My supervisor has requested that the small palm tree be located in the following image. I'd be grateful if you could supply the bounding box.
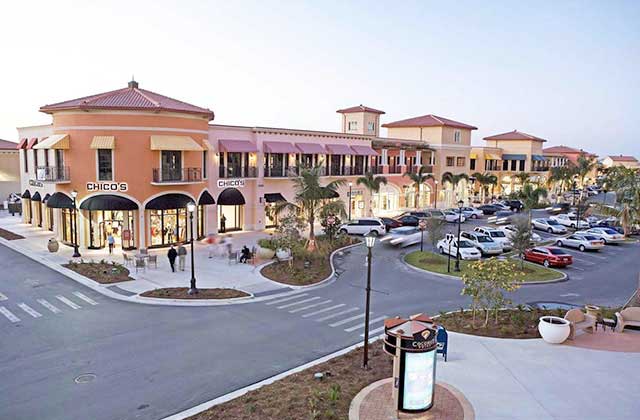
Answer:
[576,154,597,188]
[472,172,498,203]
[441,172,469,204]
[357,172,388,216]
[514,172,530,186]
[403,166,434,209]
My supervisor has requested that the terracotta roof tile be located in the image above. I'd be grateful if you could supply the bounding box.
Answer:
[542,145,596,157]
[484,130,546,142]
[382,114,477,130]
[336,105,385,114]
[0,139,19,150]
[608,155,638,162]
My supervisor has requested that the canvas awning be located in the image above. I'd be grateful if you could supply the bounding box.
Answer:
[90,136,115,149]
[46,192,74,208]
[218,140,257,153]
[79,194,138,211]
[325,144,354,155]
[16,138,28,149]
[264,193,287,203]
[296,143,326,154]
[502,154,526,160]
[33,134,70,150]
[27,138,39,149]
[350,145,378,156]
[531,155,548,161]
[469,153,478,159]
[150,135,203,151]
[263,141,298,154]
[31,192,41,201]
[198,190,216,205]
[217,188,246,206]
[484,153,501,160]
[145,193,193,210]
[21,189,31,199]
[42,193,51,203]
[202,139,212,150]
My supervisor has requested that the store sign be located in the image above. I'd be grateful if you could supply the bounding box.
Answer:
[217,179,245,188]
[29,179,44,188]
[86,182,128,192]
[402,350,436,411]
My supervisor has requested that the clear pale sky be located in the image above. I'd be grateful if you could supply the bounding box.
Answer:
[1,0,638,157]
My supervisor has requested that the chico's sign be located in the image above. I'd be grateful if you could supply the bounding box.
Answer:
[87,182,128,192]
[217,179,245,188]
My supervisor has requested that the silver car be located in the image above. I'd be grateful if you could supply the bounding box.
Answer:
[532,218,568,234]
[461,231,503,255]
[379,226,422,247]
[556,234,604,251]
[584,228,625,244]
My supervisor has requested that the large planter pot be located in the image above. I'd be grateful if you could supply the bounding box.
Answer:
[276,248,291,260]
[47,238,59,253]
[538,316,571,344]
[585,305,601,319]
[256,245,276,260]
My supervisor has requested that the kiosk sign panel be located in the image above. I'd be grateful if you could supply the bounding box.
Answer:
[402,349,436,410]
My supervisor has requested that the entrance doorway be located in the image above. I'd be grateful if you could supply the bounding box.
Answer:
[87,210,136,250]
[217,188,246,233]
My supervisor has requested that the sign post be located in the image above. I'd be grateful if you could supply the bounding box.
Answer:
[418,219,426,252]
[326,215,336,245]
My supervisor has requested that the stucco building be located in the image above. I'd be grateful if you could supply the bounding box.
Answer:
[0,139,20,205]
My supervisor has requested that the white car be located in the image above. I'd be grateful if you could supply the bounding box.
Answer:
[379,226,422,247]
[460,231,503,255]
[532,218,568,234]
[500,225,542,242]
[338,218,386,236]
[550,214,590,229]
[437,236,482,260]
[583,228,625,244]
[556,234,604,251]
[473,226,513,251]
[443,210,465,223]
[461,207,483,219]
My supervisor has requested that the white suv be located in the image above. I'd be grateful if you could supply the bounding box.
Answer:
[339,218,386,236]
[473,226,513,251]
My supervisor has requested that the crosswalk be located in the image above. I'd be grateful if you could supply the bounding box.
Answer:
[263,293,386,338]
[0,291,98,325]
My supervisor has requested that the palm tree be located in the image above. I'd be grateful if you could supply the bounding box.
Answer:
[472,172,498,203]
[403,166,434,209]
[441,172,469,204]
[594,167,640,236]
[576,154,597,188]
[514,172,530,186]
[357,172,388,216]
[518,184,548,210]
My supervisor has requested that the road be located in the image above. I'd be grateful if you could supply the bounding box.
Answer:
[0,208,638,419]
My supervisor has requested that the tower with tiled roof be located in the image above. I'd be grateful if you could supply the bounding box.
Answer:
[337,104,385,136]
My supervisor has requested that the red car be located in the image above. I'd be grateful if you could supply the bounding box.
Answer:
[523,247,573,268]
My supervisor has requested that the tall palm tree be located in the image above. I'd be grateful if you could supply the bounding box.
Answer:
[514,172,530,186]
[403,166,434,209]
[576,154,597,188]
[594,167,640,236]
[472,172,498,203]
[357,172,388,216]
[441,172,469,204]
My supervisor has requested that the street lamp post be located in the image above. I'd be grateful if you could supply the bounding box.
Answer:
[454,199,463,272]
[434,180,439,209]
[348,182,353,221]
[70,190,81,258]
[362,234,376,369]
[187,202,198,295]
[419,219,426,252]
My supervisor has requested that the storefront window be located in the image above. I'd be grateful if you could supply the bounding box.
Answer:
[148,208,195,247]
[62,208,73,243]
[218,205,243,233]
[197,205,205,238]
[87,210,136,250]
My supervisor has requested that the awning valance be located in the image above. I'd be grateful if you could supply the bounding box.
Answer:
[31,192,42,201]
[218,140,257,153]
[90,136,115,149]
[469,153,478,159]
[263,141,298,154]
[264,193,286,203]
[217,188,246,206]
[326,144,354,155]
[27,138,39,149]
[296,143,326,154]
[350,145,378,156]
[532,155,548,161]
[34,134,70,150]
[79,194,138,211]
[502,154,526,160]
[198,190,216,205]
[21,189,31,199]
[16,138,28,149]
[42,193,51,203]
[150,135,203,151]
[145,193,194,210]
[484,153,501,160]
[46,192,74,209]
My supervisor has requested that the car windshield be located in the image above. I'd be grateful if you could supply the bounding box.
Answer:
[604,228,619,234]
[580,235,598,240]
[457,240,474,248]
[549,248,568,255]
[489,231,506,238]
[477,236,493,243]
[547,220,560,225]
[394,229,415,235]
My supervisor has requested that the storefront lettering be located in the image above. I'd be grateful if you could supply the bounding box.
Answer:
[217,179,245,188]
[29,179,44,188]
[86,182,128,192]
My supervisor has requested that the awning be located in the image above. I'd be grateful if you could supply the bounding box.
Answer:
[264,193,287,203]
[145,193,194,210]
[21,189,31,199]
[42,193,51,203]
[27,138,39,149]
[502,154,526,160]
[150,135,203,151]
[31,192,42,201]
[217,188,245,206]
[484,153,501,160]
[320,188,339,199]
[202,139,212,150]
[532,155,548,161]
[79,194,138,211]
[296,143,326,154]
[90,136,115,149]
[16,138,28,149]
[198,190,216,205]
[46,192,74,208]
[326,144,354,155]
[469,153,477,159]
[350,145,379,156]
[34,134,70,150]
[218,139,257,153]
[263,141,298,154]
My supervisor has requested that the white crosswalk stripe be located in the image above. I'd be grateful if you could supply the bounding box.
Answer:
[329,313,366,327]
[277,296,321,309]
[37,299,62,314]
[0,292,7,301]
[73,292,98,305]
[361,325,386,337]
[0,306,20,323]
[344,316,387,332]
[315,307,359,322]
[265,293,309,305]
[18,303,42,318]
[55,295,81,309]
[302,304,346,318]
[288,300,332,314]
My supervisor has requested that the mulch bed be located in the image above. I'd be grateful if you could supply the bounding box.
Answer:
[0,227,24,240]
[140,287,249,300]
[63,261,133,284]
[188,345,393,420]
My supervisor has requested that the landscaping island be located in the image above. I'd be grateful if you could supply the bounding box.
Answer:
[140,288,249,300]
[63,260,133,284]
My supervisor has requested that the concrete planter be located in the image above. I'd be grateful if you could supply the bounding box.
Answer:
[538,316,570,344]
[256,245,276,260]
[47,238,59,253]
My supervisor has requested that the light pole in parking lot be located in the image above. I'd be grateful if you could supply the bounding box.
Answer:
[434,180,439,209]
[362,233,376,369]
[454,199,463,272]
[70,190,81,258]
[419,218,426,252]
[348,182,353,221]
[572,175,582,230]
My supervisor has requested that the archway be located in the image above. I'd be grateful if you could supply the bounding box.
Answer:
[79,194,139,250]
[145,193,196,247]
[372,183,402,215]
[217,188,245,232]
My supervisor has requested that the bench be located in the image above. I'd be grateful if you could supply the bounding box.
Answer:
[615,307,640,333]
[564,309,595,340]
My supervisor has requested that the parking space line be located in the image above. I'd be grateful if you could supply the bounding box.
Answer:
[18,303,42,318]
[302,304,346,318]
[55,295,81,309]
[277,296,321,309]
[344,315,387,332]
[316,307,359,322]
[329,313,366,327]
[569,257,595,265]
[563,251,607,260]
[37,299,61,314]
[568,266,585,271]
[289,300,332,314]
[73,292,98,305]
[361,325,386,337]
[265,293,308,305]
[0,292,7,301]
[0,306,20,323]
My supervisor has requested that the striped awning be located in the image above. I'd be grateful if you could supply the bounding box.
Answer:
[16,138,28,149]
[263,141,298,154]
[296,143,326,154]
[27,138,39,149]
[202,139,212,150]
[218,140,257,153]
[350,145,378,156]
[33,134,70,150]
[90,136,115,149]
[326,144,354,155]
[150,135,203,151]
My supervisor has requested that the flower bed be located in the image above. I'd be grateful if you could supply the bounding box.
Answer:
[140,287,249,300]
[63,260,133,284]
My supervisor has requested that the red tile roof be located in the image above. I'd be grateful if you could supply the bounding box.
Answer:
[336,105,385,114]
[542,145,597,157]
[608,155,638,162]
[484,130,546,142]
[0,139,19,150]
[382,114,477,130]
[40,81,214,120]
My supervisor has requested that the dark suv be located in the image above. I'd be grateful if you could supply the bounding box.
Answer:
[501,200,524,211]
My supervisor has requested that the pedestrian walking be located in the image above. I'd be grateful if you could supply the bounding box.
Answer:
[177,243,187,271]
[220,214,226,233]
[206,233,217,258]
[167,245,178,272]
[107,233,115,254]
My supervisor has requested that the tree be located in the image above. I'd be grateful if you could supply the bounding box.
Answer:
[576,153,597,188]
[472,172,498,203]
[514,172,530,187]
[517,183,548,210]
[356,172,388,216]
[403,166,434,209]
[441,172,470,204]
[510,215,533,269]
[425,217,445,249]
[594,167,640,236]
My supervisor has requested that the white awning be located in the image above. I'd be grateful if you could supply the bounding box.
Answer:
[150,135,203,151]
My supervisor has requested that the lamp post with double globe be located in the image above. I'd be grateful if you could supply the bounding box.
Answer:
[187,202,198,295]
[70,190,81,258]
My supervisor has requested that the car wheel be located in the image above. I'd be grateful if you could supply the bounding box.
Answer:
[543,260,550,267]
[439,247,445,255]
[547,228,553,233]
[556,240,563,247]
[571,223,575,228]
[339,228,348,235]
[472,214,477,219]
[368,230,379,237]
[603,238,608,244]
[579,245,586,252]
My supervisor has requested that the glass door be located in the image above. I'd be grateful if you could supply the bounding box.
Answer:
[161,151,182,181]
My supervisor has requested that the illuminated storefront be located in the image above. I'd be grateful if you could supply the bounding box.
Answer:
[217,188,245,232]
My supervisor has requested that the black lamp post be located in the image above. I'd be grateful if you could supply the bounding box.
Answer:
[454,199,463,272]
[187,202,198,295]
[362,234,376,369]
[70,190,81,258]
[348,182,353,221]
[419,219,426,252]
[434,180,439,209]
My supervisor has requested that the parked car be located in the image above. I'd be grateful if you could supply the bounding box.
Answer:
[379,226,423,247]
[398,211,431,219]
[500,225,542,242]
[338,218,386,236]
[501,199,524,212]
[460,231,503,255]
[477,204,501,215]
[437,235,482,260]
[460,206,483,219]
[492,210,514,225]
[442,210,465,223]
[473,226,513,251]
[549,214,590,229]
[523,246,573,267]
[583,227,625,244]
[547,202,571,215]
[556,234,604,251]
[397,215,422,227]
[531,218,568,234]
[380,217,402,232]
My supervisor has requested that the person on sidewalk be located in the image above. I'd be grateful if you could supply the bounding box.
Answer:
[239,245,251,263]
[107,233,115,254]
[167,245,178,272]
[177,243,187,271]
[220,214,227,233]
[206,233,217,258]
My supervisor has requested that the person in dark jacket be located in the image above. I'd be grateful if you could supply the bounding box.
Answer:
[167,245,178,272]
[239,245,251,263]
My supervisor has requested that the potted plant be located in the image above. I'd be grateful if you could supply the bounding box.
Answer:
[538,316,571,344]
[47,238,59,253]
[256,237,276,259]
[585,305,601,319]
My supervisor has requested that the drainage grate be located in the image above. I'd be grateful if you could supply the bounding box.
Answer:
[74,373,96,384]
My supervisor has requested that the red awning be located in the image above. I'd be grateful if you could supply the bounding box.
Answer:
[26,138,39,149]
[326,144,354,155]
[218,140,257,153]
[350,145,378,156]
[16,138,28,149]
[296,143,326,154]
[263,141,298,154]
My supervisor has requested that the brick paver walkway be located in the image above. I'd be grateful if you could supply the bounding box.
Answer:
[565,328,640,352]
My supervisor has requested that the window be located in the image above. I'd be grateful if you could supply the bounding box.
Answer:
[456,157,466,167]
[367,121,375,132]
[348,121,358,131]
[161,150,182,181]
[519,160,525,171]
[55,149,64,168]
[446,157,455,167]
[454,130,461,143]
[510,160,517,171]
[202,150,208,179]
[470,158,476,170]
[44,149,49,167]
[97,149,113,181]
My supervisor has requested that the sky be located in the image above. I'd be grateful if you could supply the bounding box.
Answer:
[1,0,638,157]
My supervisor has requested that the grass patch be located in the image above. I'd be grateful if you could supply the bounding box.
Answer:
[63,260,133,283]
[405,251,563,282]
[140,287,249,300]
[0,227,24,240]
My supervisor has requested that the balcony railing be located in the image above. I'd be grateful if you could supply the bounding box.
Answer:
[388,166,402,174]
[36,166,70,183]
[369,165,384,174]
[219,166,258,178]
[152,167,202,183]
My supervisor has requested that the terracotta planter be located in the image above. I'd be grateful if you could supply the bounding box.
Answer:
[585,305,601,319]
[538,316,571,344]
[47,238,59,253]
[256,245,276,260]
